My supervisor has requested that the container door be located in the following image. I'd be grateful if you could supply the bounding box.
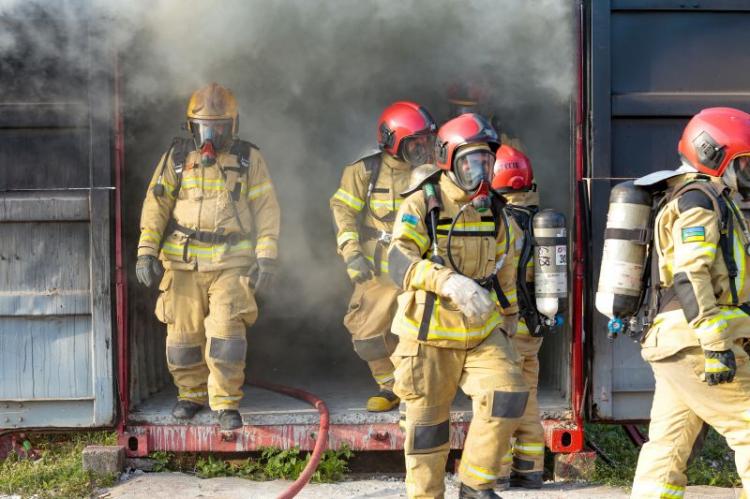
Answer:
[589,0,750,421]
[0,14,115,429]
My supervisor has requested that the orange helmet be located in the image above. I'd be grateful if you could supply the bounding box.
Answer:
[678,107,750,176]
[377,101,436,164]
[492,145,534,192]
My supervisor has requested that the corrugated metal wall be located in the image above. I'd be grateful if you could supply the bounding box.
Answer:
[0,10,115,428]
[589,0,750,421]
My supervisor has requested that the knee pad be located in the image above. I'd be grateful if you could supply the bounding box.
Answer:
[353,333,398,361]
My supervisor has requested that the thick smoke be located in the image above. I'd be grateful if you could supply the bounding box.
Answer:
[1,0,575,388]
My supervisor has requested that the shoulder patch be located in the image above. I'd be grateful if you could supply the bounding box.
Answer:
[401,213,419,226]
[681,226,706,243]
[677,189,713,213]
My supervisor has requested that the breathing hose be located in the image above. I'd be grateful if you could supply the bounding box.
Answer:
[249,380,330,499]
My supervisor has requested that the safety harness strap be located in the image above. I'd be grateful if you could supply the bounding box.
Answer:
[168,220,251,262]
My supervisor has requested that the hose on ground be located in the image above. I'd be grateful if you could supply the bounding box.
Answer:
[249,380,330,499]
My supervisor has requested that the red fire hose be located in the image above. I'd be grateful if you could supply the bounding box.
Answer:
[249,380,330,499]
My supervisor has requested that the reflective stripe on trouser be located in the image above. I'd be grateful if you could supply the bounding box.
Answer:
[499,333,545,477]
[156,267,258,410]
[391,329,528,498]
[345,276,400,389]
[632,346,750,498]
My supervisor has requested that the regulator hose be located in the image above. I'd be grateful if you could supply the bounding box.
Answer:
[249,380,330,499]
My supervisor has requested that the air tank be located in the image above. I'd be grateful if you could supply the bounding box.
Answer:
[532,210,568,324]
[595,181,652,337]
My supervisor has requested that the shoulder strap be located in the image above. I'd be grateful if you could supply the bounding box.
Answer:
[170,137,193,198]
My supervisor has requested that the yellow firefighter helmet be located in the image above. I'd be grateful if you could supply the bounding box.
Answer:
[186,83,239,149]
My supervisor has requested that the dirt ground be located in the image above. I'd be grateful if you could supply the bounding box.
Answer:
[99,472,744,499]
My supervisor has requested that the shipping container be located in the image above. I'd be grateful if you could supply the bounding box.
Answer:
[11,0,746,460]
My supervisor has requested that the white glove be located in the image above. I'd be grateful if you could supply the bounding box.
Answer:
[502,314,519,338]
[440,274,495,321]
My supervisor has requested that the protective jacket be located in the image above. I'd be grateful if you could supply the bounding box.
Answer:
[330,152,411,274]
[642,173,750,361]
[388,173,519,349]
[138,139,280,271]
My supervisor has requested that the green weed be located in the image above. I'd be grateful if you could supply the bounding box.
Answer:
[587,423,740,488]
[0,431,118,498]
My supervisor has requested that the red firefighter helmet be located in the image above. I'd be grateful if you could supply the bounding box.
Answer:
[377,101,437,164]
[435,113,499,171]
[492,145,534,192]
[678,107,750,176]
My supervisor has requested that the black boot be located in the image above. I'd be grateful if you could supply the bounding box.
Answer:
[509,470,543,489]
[458,483,501,499]
[172,400,203,420]
[217,409,243,430]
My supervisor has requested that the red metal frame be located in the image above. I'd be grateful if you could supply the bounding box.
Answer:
[114,2,588,455]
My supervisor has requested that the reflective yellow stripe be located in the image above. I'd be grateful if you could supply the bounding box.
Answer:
[373,372,394,384]
[500,449,513,464]
[398,310,501,342]
[514,442,545,455]
[365,255,389,274]
[162,240,253,259]
[248,181,273,200]
[333,188,364,211]
[337,231,360,247]
[705,358,730,373]
[733,228,746,296]
[460,461,498,481]
[402,227,430,253]
[436,221,495,231]
[140,229,162,244]
[631,481,685,498]
[505,290,517,305]
[741,409,750,422]
[214,395,243,401]
[516,320,530,335]
[369,198,402,209]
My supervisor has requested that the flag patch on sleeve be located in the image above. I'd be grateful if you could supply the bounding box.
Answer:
[682,226,706,243]
[401,213,419,226]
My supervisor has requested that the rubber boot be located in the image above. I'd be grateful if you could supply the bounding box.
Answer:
[366,389,400,412]
[509,470,543,489]
[172,400,203,420]
[458,483,502,499]
[495,477,510,491]
[218,409,243,430]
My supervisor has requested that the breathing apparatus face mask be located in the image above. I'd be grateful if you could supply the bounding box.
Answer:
[732,155,750,199]
[453,148,495,211]
[189,119,233,165]
[401,133,436,166]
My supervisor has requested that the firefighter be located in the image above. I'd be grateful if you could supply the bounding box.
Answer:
[388,113,528,499]
[628,107,750,497]
[445,82,523,151]
[135,83,280,431]
[330,101,437,412]
[492,146,547,490]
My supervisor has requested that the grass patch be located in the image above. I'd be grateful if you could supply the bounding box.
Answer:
[151,445,353,483]
[587,423,740,488]
[0,431,118,498]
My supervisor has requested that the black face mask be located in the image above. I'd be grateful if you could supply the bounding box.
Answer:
[738,163,750,199]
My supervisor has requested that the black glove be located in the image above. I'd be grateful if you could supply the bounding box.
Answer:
[135,255,163,288]
[345,254,373,284]
[704,349,737,386]
[250,258,277,297]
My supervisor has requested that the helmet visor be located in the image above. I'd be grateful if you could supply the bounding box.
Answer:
[189,119,233,149]
[453,148,495,191]
[732,154,750,197]
[401,133,436,166]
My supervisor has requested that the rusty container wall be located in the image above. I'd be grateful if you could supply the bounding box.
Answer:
[589,0,750,421]
[0,9,115,429]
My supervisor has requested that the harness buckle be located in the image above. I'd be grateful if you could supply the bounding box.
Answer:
[377,231,392,245]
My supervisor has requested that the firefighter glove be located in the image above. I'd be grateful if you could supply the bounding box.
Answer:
[503,313,519,338]
[136,255,163,288]
[250,258,277,297]
[440,273,495,321]
[704,349,737,385]
[346,253,374,283]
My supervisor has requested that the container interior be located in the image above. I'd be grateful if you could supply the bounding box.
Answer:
[120,2,577,426]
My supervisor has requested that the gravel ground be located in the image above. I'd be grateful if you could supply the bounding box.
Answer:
[97,472,744,499]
